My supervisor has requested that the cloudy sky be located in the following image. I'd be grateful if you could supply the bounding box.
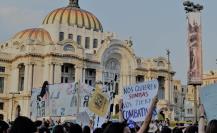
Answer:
[0,0,216,84]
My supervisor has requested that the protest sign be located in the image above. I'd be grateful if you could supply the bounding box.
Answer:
[31,82,94,118]
[123,80,158,122]
[200,84,217,121]
[88,87,109,117]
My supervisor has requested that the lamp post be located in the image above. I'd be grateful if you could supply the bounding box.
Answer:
[183,1,204,123]
[9,92,20,121]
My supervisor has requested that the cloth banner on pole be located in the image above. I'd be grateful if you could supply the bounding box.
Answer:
[88,87,109,117]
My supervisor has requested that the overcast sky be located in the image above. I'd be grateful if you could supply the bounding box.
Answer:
[0,0,216,84]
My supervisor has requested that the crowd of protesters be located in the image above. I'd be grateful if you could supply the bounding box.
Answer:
[0,96,217,133]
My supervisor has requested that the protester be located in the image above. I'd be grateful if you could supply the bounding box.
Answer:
[0,120,9,133]
[93,128,103,133]
[69,123,82,133]
[206,120,217,133]
[160,126,171,133]
[83,125,91,133]
[184,125,198,133]
[158,111,165,122]
[37,81,49,101]
[53,125,64,133]
[9,116,37,133]
[173,127,183,133]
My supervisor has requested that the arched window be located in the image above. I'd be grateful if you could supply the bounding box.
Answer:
[158,61,165,67]
[63,44,75,52]
[61,64,75,83]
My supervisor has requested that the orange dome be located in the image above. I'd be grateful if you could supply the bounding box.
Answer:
[13,28,53,43]
[42,1,103,32]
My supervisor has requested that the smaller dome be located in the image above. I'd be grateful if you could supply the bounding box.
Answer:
[13,28,53,44]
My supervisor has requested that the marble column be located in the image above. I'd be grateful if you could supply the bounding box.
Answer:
[49,63,54,84]
[96,68,103,82]
[54,63,62,84]
[75,66,83,82]
[27,64,34,93]
[43,62,50,83]
[164,79,170,101]
[24,63,29,92]
[82,68,86,83]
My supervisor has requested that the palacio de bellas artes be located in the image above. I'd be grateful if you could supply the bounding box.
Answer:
[2,0,204,123]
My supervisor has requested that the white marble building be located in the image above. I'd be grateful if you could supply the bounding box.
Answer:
[0,0,175,121]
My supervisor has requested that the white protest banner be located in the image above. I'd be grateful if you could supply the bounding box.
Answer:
[123,80,158,122]
[200,84,217,121]
[77,111,90,126]
[30,88,49,120]
[31,82,113,119]
[49,83,78,116]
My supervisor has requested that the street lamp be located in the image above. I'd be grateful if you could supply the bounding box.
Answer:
[183,1,203,13]
[9,92,20,121]
[183,0,204,123]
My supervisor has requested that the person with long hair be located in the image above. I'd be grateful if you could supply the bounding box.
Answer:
[37,81,49,101]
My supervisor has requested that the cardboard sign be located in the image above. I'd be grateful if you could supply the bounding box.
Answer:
[200,84,217,121]
[88,87,109,117]
[122,80,158,122]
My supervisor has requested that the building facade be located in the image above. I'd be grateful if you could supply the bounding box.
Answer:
[0,0,175,121]
[203,70,217,86]
[173,80,186,121]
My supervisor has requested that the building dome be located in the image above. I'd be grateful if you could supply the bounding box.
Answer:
[42,0,103,32]
[13,28,53,44]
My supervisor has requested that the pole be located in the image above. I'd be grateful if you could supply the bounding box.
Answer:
[166,49,171,103]
[11,95,14,121]
[194,85,198,123]
[77,81,80,114]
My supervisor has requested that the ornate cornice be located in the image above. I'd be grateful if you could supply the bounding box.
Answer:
[1,53,100,65]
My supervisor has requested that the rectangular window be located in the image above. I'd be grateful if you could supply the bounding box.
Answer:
[136,75,144,83]
[85,37,90,49]
[65,66,68,73]
[59,32,64,41]
[61,66,64,73]
[115,83,119,95]
[89,70,93,76]
[61,77,64,83]
[77,35,82,45]
[68,34,73,39]
[89,80,92,86]
[93,39,98,48]
[0,66,5,72]
[0,102,3,110]
[0,77,4,93]
[65,77,68,83]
